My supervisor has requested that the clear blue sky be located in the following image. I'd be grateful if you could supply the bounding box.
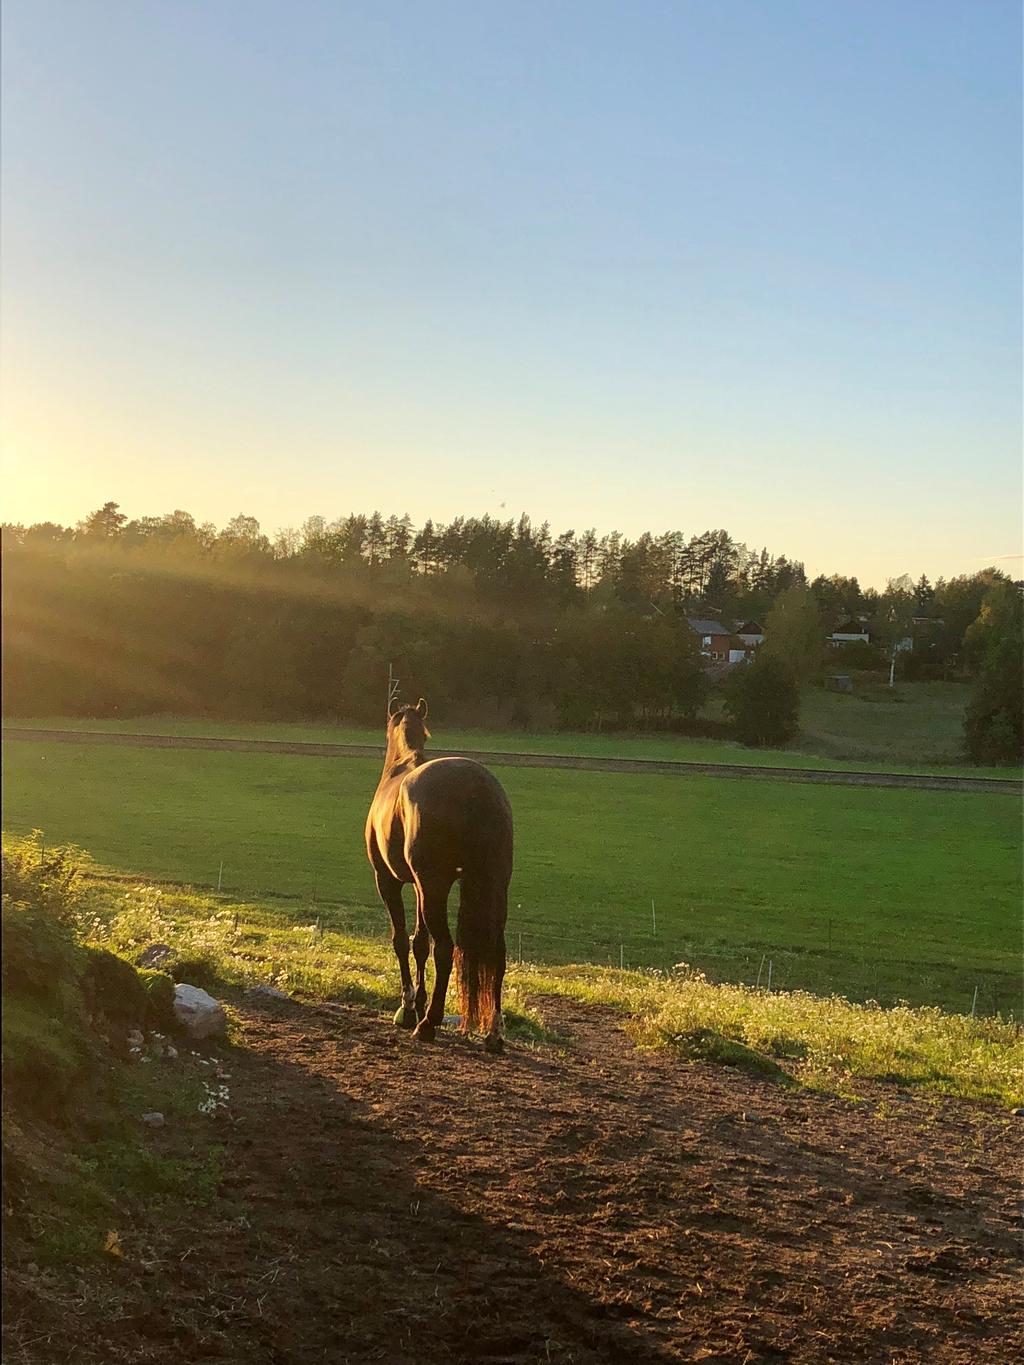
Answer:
[2,0,1020,585]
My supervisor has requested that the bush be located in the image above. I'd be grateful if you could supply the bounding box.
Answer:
[724,654,800,746]
[964,637,1024,764]
[1,837,84,926]
[138,969,176,1027]
[828,640,886,671]
[81,947,151,1027]
[2,838,174,1123]
[1,901,81,1006]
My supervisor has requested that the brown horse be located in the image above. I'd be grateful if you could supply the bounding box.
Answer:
[364,698,513,1053]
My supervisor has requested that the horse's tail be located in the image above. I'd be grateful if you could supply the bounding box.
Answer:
[454,864,508,1035]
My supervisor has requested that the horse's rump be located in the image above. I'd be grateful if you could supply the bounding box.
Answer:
[401,757,512,1034]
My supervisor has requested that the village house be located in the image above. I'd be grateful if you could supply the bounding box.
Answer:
[828,618,870,647]
[734,620,765,647]
[686,617,747,664]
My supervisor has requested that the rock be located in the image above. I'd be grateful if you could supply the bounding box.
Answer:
[127,1029,145,1048]
[246,984,289,1000]
[136,943,174,969]
[141,1112,165,1128]
[443,1014,462,1027]
[164,1044,179,1060]
[1012,1107,1024,1117]
[173,984,227,1040]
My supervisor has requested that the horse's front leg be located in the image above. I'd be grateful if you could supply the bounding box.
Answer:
[412,877,453,1044]
[373,866,416,1029]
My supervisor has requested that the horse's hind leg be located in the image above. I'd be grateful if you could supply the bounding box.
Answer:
[484,935,507,1055]
[412,877,453,1044]
[411,913,430,1022]
[374,866,416,1028]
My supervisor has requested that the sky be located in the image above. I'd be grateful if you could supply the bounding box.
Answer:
[1,0,1021,586]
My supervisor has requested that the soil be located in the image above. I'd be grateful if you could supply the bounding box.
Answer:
[4,993,1022,1364]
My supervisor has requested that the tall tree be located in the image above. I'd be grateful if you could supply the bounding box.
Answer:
[877,575,917,688]
[78,501,127,539]
[963,582,1023,763]
[725,653,800,746]
[763,585,824,684]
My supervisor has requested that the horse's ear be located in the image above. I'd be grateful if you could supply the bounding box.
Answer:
[415,697,428,719]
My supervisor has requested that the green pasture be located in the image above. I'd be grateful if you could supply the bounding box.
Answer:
[3,736,1020,1014]
[5,681,1020,779]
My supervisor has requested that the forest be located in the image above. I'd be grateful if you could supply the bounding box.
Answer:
[1,502,1017,744]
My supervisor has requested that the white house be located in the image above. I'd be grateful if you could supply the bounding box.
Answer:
[829,618,870,647]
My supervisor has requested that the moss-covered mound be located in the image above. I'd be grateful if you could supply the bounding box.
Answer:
[2,843,174,1119]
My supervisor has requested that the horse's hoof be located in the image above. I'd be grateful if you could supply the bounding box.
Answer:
[484,1034,504,1055]
[413,1020,437,1043]
[393,1006,418,1029]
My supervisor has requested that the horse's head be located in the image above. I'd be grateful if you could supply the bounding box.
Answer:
[387,697,430,755]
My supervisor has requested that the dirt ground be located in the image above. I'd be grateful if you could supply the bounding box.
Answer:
[5,993,1023,1364]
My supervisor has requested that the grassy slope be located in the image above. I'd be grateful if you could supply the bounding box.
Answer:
[6,680,1021,779]
[4,737,1019,1012]
[7,837,1017,1108]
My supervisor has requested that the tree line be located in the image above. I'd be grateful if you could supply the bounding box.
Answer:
[2,502,1020,757]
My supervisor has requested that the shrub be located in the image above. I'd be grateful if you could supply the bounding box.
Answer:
[724,653,800,746]
[964,636,1023,764]
[138,969,176,1027]
[829,640,886,671]
[80,947,151,1027]
[1,901,81,1006]
[2,839,173,1123]
[1,837,84,925]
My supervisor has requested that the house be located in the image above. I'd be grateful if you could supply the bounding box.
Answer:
[829,619,870,647]
[734,620,765,647]
[686,617,736,663]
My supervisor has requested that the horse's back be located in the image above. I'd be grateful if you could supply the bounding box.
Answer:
[401,757,512,870]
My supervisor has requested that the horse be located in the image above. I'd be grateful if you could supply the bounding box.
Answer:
[364,698,513,1053]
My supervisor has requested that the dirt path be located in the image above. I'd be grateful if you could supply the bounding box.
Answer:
[7,994,1023,1363]
[3,726,1018,793]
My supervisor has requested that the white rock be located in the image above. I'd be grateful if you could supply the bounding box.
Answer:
[164,1044,179,1060]
[141,1112,165,1128]
[246,984,289,1000]
[173,984,227,1040]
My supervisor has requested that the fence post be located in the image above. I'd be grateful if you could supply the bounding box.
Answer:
[217,861,224,893]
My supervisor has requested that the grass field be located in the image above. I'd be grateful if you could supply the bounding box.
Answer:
[7,680,1019,779]
[4,735,1020,1014]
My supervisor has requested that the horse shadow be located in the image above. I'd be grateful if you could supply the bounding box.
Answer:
[154,1001,684,1365]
